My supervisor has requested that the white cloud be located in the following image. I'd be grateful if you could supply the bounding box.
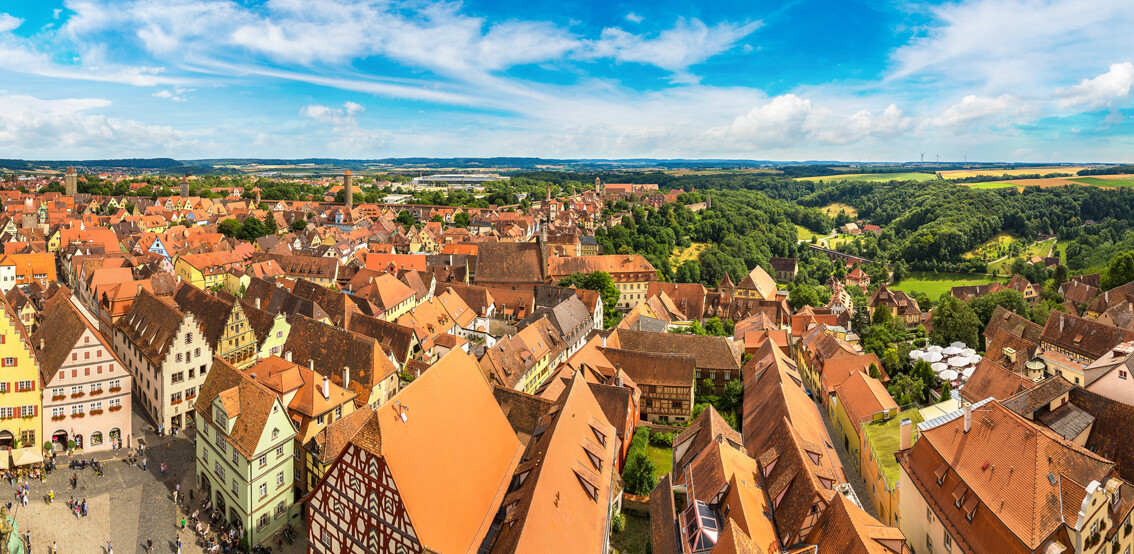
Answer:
[300,101,384,153]
[926,94,1033,129]
[889,0,1134,94]
[0,94,185,155]
[0,13,22,33]
[625,12,643,24]
[589,18,761,76]
[153,86,194,101]
[1058,62,1134,111]
[53,9,62,20]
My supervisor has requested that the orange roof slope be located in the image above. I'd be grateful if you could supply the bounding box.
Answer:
[354,349,522,553]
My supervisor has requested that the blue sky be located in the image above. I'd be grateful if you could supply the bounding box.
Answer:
[0,0,1132,161]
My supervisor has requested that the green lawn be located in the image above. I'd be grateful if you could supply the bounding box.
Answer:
[611,513,651,554]
[892,271,996,300]
[1069,176,1134,188]
[798,172,939,183]
[1054,240,1070,262]
[796,224,824,241]
[646,444,673,477]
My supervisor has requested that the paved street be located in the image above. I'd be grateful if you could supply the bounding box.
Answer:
[8,410,307,554]
[814,397,879,519]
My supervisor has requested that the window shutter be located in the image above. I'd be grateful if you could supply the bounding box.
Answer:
[34,406,38,416]
[14,407,20,418]
[30,381,35,391]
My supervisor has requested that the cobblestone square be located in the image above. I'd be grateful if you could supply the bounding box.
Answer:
[8,411,307,554]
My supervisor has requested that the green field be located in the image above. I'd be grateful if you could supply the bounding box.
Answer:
[968,181,1019,189]
[964,232,1014,260]
[1054,240,1070,262]
[796,224,825,241]
[892,271,996,300]
[797,172,939,183]
[670,242,708,265]
[1070,177,1134,187]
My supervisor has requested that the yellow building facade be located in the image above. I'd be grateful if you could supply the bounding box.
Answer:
[0,300,42,449]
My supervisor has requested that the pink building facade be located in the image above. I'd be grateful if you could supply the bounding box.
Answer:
[34,298,133,452]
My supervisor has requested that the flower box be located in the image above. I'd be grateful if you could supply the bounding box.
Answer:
[51,395,65,401]
[170,399,183,406]
[90,389,104,396]
[109,387,122,393]
[71,413,85,419]
[71,392,85,398]
[108,406,122,412]
[89,409,103,416]
[51,415,65,421]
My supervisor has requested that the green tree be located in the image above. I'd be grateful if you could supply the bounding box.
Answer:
[887,373,926,405]
[872,305,893,327]
[720,379,744,414]
[238,216,267,240]
[262,211,278,235]
[453,211,470,227]
[789,284,821,310]
[430,214,444,223]
[940,381,952,401]
[868,363,880,379]
[1103,251,1134,290]
[558,271,621,328]
[704,317,726,337]
[622,452,658,496]
[289,218,307,232]
[218,218,242,238]
[396,210,416,227]
[968,290,1029,328]
[929,296,981,348]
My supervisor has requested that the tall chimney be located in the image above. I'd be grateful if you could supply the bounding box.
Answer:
[284,351,292,362]
[963,403,972,433]
[322,375,330,400]
[308,360,314,372]
[899,418,912,450]
[344,170,354,212]
[255,297,261,310]
[342,366,350,389]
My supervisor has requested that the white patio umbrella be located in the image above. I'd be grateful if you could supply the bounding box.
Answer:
[949,356,969,368]
[942,346,963,356]
[931,362,948,373]
[924,352,943,363]
[927,345,944,354]
[910,350,925,360]
[962,366,977,379]
[940,369,959,381]
[968,354,982,365]
[961,348,976,357]
[950,341,967,349]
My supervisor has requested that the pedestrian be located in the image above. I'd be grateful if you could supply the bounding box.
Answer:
[142,457,147,471]
[82,498,87,516]
[167,437,172,449]
[146,537,152,553]
[23,530,28,550]
[52,541,56,554]
[47,490,53,504]
[107,540,113,554]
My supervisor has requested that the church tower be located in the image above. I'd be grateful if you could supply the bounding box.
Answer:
[64,166,77,196]
[344,170,354,212]
[180,174,189,197]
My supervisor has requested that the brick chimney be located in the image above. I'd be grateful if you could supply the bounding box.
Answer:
[322,375,330,400]
[900,418,912,450]
[342,366,350,389]
[964,403,972,433]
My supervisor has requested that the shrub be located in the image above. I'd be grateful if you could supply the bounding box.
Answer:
[612,511,626,533]
[649,432,676,447]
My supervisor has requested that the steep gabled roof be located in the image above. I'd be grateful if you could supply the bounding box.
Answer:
[804,493,908,554]
[347,350,522,554]
[959,358,1035,404]
[194,357,285,458]
[172,283,234,349]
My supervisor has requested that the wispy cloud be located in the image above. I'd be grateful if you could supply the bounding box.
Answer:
[0,93,186,156]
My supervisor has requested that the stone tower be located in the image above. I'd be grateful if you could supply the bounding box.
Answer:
[64,166,77,196]
[344,170,354,212]
[180,174,189,197]
[594,177,604,197]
